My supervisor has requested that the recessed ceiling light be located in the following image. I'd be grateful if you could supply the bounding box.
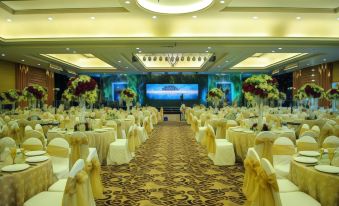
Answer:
[205,50,209,53]
[118,60,121,63]
[125,0,130,4]
[207,46,212,49]
[272,50,275,53]
[323,58,327,61]
[220,0,225,3]
[37,63,40,66]
[125,66,129,69]
[21,59,25,62]
[278,47,282,50]
[296,16,301,20]
[306,63,310,65]
[312,69,315,71]
[136,48,140,50]
[6,18,12,22]
[252,16,259,20]
[225,60,229,62]
[152,16,157,19]
[47,17,53,21]
[66,48,70,51]
[311,74,315,77]
[192,15,197,19]
[138,50,142,53]
[90,16,95,20]
[1,53,5,56]
[311,79,315,82]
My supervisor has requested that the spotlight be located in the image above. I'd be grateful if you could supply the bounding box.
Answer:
[204,57,207,61]
[159,56,163,61]
[181,56,185,61]
[148,56,152,61]
[187,56,190,61]
[153,56,157,61]
[143,56,146,61]
[175,56,179,61]
[198,56,202,61]
[192,57,196,61]
[165,57,168,61]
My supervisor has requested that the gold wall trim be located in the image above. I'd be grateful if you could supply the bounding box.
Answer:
[221,7,338,14]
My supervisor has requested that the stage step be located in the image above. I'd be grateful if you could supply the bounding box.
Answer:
[156,107,181,114]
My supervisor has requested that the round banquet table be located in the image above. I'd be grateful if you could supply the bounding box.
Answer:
[0,158,55,206]
[227,127,296,161]
[47,130,116,164]
[289,160,339,206]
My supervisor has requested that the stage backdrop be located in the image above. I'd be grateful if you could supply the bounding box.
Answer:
[100,73,242,107]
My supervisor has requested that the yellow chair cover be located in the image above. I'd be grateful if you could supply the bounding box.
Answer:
[144,119,152,135]
[23,144,43,151]
[243,158,261,202]
[215,121,227,139]
[272,145,295,155]
[319,123,334,146]
[69,136,89,167]
[62,170,92,206]
[204,126,216,154]
[255,138,274,163]
[323,142,339,149]
[255,168,279,206]
[127,127,139,153]
[296,142,318,152]
[85,158,104,199]
[47,145,69,158]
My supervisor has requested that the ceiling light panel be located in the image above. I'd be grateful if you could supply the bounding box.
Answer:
[40,53,115,69]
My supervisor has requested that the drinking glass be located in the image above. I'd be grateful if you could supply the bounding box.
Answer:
[20,148,26,161]
[319,148,324,161]
[9,147,17,164]
[328,148,336,165]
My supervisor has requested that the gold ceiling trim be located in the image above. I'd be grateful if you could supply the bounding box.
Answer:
[221,7,339,13]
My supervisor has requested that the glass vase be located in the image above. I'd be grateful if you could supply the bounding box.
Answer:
[126,100,132,114]
[310,97,319,111]
[79,98,86,122]
[256,97,264,130]
[332,98,338,112]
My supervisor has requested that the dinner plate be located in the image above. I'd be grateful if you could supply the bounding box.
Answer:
[299,151,320,157]
[26,156,49,163]
[294,156,318,164]
[314,165,339,174]
[25,150,46,157]
[1,164,30,172]
[243,130,254,133]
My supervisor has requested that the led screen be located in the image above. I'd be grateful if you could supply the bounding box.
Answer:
[146,84,199,100]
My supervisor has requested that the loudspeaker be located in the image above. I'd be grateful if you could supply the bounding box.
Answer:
[132,56,138,62]
[209,55,216,62]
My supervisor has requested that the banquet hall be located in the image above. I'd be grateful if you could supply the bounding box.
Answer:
[0,0,339,206]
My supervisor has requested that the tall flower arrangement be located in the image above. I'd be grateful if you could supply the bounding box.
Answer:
[297,83,323,110]
[325,88,339,112]
[1,89,23,104]
[120,88,136,113]
[207,88,224,108]
[242,74,279,129]
[67,75,98,104]
[23,84,48,109]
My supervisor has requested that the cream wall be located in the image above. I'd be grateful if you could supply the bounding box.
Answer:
[0,60,16,92]
[333,61,339,83]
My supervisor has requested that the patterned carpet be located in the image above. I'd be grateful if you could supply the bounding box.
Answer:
[96,122,246,206]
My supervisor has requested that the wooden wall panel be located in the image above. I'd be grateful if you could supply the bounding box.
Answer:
[293,63,332,107]
[15,64,55,105]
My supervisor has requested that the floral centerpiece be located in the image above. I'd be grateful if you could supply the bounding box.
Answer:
[67,75,98,104]
[120,88,136,113]
[242,74,279,129]
[1,89,22,104]
[297,83,324,110]
[207,88,224,109]
[325,88,339,112]
[61,88,74,102]
[23,84,48,109]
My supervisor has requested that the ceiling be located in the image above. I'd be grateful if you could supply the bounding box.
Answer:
[0,0,338,75]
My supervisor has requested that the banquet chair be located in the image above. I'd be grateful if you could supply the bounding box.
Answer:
[47,138,70,179]
[205,124,235,166]
[252,158,320,206]
[24,125,33,132]
[24,130,46,147]
[35,124,44,134]
[277,130,296,143]
[8,121,21,143]
[24,159,96,206]
[243,148,298,203]
[107,125,134,165]
[299,124,310,136]
[0,137,16,161]
[272,137,296,178]
[225,120,238,138]
[136,123,148,143]
[300,130,318,139]
[22,137,43,151]
[69,132,91,167]
[0,124,9,137]
[254,131,276,163]
[311,125,320,136]
[191,116,201,141]
[143,116,152,136]
[296,136,318,152]
[322,136,339,149]
[318,123,334,146]
[49,149,104,199]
